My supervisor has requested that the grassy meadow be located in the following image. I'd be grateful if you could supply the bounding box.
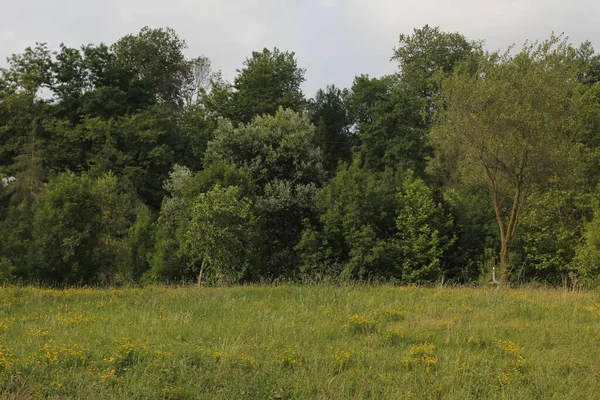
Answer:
[0,285,599,399]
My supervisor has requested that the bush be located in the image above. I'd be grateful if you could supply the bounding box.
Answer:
[0,257,14,284]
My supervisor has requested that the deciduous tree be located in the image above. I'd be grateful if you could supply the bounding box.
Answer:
[182,185,258,285]
[430,36,589,284]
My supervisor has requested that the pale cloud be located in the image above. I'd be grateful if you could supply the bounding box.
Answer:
[0,0,598,97]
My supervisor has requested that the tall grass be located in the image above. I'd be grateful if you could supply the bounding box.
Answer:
[0,285,598,399]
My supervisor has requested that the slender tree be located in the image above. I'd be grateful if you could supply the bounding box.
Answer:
[430,36,589,285]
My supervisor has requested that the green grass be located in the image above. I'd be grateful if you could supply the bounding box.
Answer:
[0,285,599,399]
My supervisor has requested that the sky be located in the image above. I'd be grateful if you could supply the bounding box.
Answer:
[0,0,598,96]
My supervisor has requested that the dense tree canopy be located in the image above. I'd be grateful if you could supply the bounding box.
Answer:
[203,48,306,125]
[0,26,599,287]
[308,85,354,173]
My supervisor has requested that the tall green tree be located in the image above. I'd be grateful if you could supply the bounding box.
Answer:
[110,26,190,109]
[205,108,323,277]
[392,25,482,124]
[204,48,306,124]
[576,41,600,84]
[0,188,35,280]
[0,43,53,95]
[148,162,254,283]
[309,85,354,173]
[92,172,139,283]
[430,36,590,285]
[350,27,481,175]
[0,45,51,192]
[27,172,138,284]
[351,75,428,173]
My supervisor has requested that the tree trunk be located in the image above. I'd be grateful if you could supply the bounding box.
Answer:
[500,239,510,286]
[197,258,207,287]
[485,167,521,288]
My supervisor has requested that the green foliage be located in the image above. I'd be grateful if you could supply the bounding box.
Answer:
[92,107,177,207]
[0,91,48,194]
[572,194,600,287]
[433,36,587,191]
[348,26,481,176]
[118,207,156,284]
[0,26,211,213]
[93,172,138,281]
[147,162,254,283]
[396,177,455,283]
[205,108,324,190]
[173,105,215,172]
[513,188,590,285]
[254,180,318,278]
[393,25,482,111]
[0,43,53,95]
[147,165,194,282]
[27,172,138,284]
[181,185,258,284]
[442,185,499,282]
[298,163,453,283]
[0,257,14,283]
[576,40,600,84]
[304,162,403,279]
[212,48,306,124]
[28,172,104,283]
[0,191,34,279]
[205,108,324,278]
[351,75,428,173]
[39,107,179,208]
[309,85,354,173]
[0,26,599,287]
[110,26,190,109]
[431,34,592,284]
[188,160,254,198]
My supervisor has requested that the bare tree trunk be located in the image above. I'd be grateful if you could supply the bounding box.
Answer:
[484,165,522,288]
[486,170,509,287]
[500,239,510,286]
[197,258,207,287]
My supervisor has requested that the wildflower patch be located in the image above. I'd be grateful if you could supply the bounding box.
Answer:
[347,314,377,333]
[404,342,437,372]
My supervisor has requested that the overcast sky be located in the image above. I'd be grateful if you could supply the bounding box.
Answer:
[0,0,598,96]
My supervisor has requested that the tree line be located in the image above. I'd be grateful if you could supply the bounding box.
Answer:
[1,26,600,287]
